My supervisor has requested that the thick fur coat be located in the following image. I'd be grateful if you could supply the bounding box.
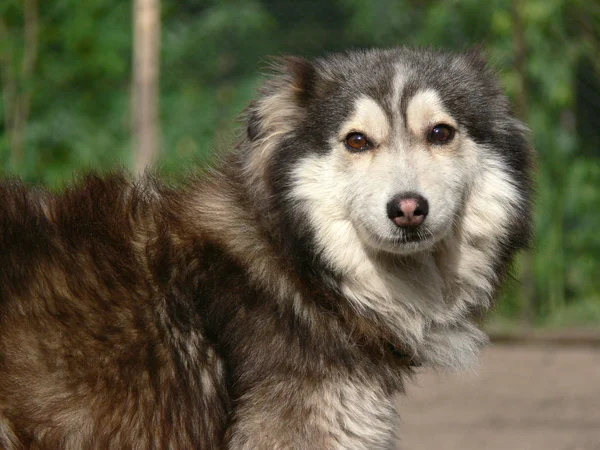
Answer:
[0,48,533,449]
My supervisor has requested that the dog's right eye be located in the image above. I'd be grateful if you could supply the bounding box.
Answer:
[344,132,372,152]
[428,124,455,145]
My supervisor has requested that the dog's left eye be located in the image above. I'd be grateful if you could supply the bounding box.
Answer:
[344,132,372,152]
[428,124,455,145]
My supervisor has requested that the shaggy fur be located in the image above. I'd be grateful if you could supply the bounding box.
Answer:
[0,48,533,449]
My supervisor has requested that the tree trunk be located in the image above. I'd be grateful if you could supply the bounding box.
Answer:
[0,0,39,171]
[132,0,161,175]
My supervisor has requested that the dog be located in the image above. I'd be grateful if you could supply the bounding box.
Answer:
[0,47,533,449]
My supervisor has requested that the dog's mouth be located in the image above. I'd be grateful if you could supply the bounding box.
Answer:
[395,229,431,244]
[354,215,446,255]
[384,221,437,246]
[358,225,437,255]
[387,235,436,255]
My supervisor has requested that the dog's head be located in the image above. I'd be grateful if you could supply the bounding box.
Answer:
[243,48,533,280]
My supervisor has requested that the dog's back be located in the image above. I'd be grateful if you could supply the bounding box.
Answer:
[0,175,229,449]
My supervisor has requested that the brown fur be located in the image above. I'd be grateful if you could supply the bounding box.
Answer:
[0,169,412,449]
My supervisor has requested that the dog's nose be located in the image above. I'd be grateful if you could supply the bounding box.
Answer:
[386,193,429,228]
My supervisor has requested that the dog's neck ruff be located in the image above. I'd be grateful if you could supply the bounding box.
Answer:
[330,232,488,371]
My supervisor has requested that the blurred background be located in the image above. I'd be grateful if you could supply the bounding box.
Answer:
[1,1,599,448]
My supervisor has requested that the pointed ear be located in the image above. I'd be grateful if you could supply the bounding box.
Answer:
[244,57,320,189]
[246,56,319,142]
[463,45,489,71]
[283,56,318,105]
[246,57,319,141]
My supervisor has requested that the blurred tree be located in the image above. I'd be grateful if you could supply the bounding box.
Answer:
[1,0,132,185]
[132,0,161,174]
[509,0,536,325]
[0,0,39,171]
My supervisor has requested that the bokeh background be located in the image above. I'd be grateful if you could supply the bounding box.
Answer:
[0,0,598,329]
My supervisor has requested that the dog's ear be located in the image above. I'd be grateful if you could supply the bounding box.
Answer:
[463,45,489,72]
[283,56,319,106]
[246,56,319,142]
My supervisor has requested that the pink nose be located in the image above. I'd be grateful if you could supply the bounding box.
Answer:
[386,194,429,228]
[399,198,418,216]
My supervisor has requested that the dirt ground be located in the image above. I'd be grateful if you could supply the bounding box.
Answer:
[396,343,600,450]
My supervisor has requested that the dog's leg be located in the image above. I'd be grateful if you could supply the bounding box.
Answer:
[224,375,398,450]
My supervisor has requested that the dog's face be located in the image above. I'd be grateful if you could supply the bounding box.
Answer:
[245,49,531,272]
[294,88,477,257]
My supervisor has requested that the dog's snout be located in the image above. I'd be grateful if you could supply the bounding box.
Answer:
[386,193,429,228]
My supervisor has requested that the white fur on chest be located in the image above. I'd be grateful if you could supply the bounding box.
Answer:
[339,250,487,370]
[316,377,398,450]
[228,376,399,450]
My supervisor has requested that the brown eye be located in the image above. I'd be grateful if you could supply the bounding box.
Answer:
[345,132,372,152]
[428,124,455,145]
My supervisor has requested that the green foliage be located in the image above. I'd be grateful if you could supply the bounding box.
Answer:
[0,0,598,325]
